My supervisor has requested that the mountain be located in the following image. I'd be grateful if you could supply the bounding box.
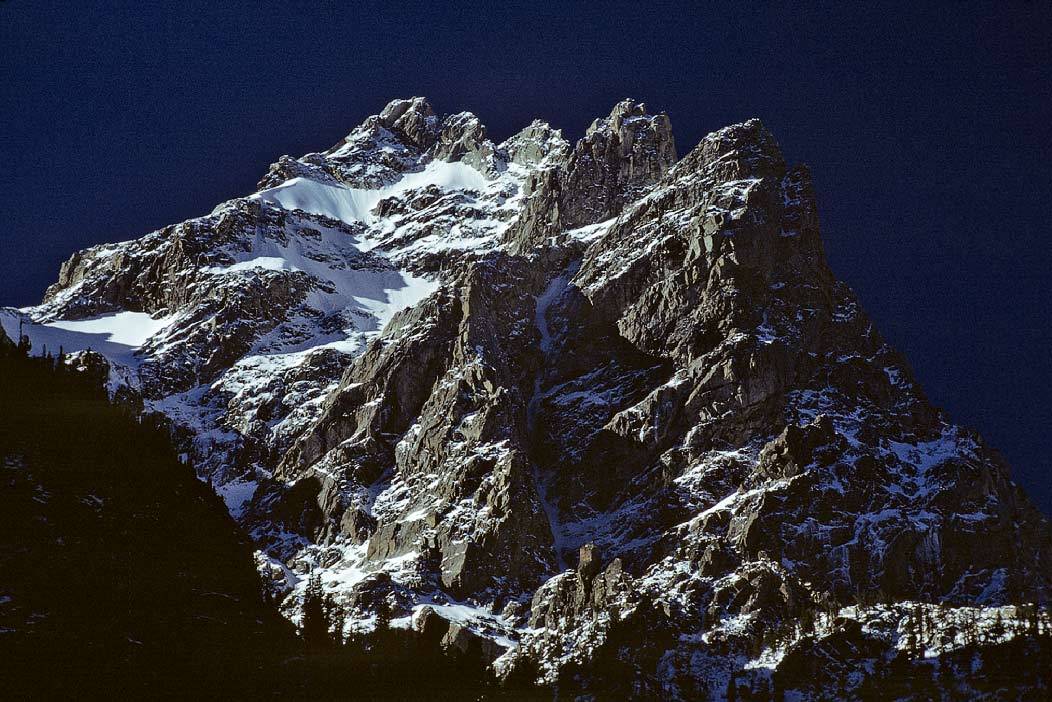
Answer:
[4,97,1051,699]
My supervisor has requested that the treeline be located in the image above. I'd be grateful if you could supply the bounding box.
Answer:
[284,573,546,700]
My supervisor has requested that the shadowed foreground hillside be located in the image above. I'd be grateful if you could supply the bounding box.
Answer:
[0,339,285,697]
[0,334,547,700]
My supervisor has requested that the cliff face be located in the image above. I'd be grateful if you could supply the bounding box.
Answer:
[6,97,1051,699]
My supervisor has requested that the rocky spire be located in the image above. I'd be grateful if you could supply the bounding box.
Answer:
[428,112,486,161]
[504,100,677,252]
[672,116,784,184]
[560,98,676,229]
[376,96,440,150]
[426,110,510,177]
[501,120,569,167]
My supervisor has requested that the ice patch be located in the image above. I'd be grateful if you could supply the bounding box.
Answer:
[565,217,615,244]
[40,311,176,348]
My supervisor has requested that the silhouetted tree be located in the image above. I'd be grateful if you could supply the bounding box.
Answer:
[301,572,329,647]
[905,606,920,657]
[324,593,345,647]
[989,612,1006,644]
[936,653,953,700]
[772,674,786,702]
[726,672,738,702]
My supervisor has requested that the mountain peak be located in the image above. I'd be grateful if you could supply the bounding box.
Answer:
[9,97,1052,700]
[553,99,676,230]
[586,98,664,136]
[501,120,568,167]
[374,96,440,150]
[378,95,434,126]
[672,116,785,185]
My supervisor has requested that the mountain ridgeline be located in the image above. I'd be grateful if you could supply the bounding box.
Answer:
[3,98,1051,699]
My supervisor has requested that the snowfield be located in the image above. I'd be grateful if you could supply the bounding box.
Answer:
[255,159,489,226]
[0,309,178,366]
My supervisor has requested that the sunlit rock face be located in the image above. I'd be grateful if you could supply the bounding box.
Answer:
[7,96,1050,700]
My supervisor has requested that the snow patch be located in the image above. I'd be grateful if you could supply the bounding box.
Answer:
[1,308,177,366]
[216,478,258,518]
[255,160,488,226]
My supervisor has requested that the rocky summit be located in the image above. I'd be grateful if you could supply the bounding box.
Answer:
[5,97,1051,699]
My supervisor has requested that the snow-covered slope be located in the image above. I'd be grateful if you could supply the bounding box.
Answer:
[7,97,1051,700]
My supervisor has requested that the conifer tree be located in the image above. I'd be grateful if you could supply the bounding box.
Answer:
[324,593,345,647]
[990,612,1005,643]
[375,596,392,633]
[301,572,329,648]
[1027,603,1040,635]
[371,596,395,657]
[17,318,31,355]
[772,674,786,702]
[726,672,738,702]
[905,606,919,657]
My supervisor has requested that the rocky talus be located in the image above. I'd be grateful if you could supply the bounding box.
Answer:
[6,97,1051,700]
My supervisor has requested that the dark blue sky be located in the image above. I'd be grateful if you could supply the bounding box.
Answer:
[2,2,1050,511]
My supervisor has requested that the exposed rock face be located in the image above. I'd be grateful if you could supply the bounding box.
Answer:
[6,96,1051,700]
[528,546,633,630]
[414,605,506,662]
[378,96,440,150]
[561,99,676,228]
[504,100,674,253]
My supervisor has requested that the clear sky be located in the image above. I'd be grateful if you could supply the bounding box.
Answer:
[2,1,1050,512]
